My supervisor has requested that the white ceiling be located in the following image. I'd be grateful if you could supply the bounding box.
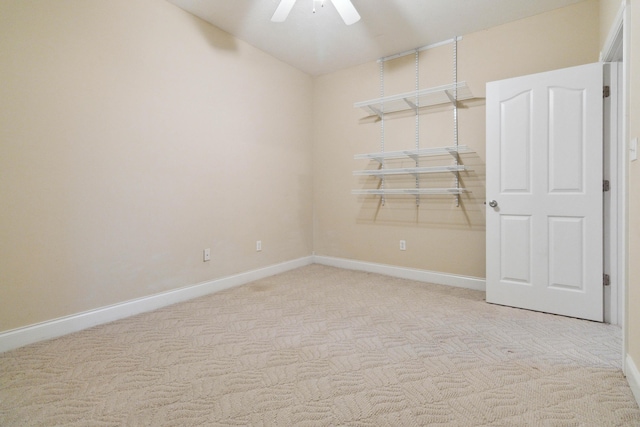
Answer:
[166,0,586,76]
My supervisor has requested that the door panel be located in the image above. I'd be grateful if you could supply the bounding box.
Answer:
[548,216,584,291]
[500,91,532,193]
[549,87,586,193]
[486,63,603,321]
[500,215,532,285]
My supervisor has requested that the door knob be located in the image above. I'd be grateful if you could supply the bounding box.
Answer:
[488,200,498,208]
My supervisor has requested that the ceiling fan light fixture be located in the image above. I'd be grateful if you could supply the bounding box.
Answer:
[312,0,324,14]
[271,0,360,25]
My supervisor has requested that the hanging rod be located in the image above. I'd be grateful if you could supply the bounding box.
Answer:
[377,36,463,63]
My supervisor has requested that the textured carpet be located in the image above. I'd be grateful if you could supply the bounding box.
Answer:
[1,264,639,426]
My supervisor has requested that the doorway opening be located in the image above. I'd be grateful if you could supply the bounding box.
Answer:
[600,0,628,371]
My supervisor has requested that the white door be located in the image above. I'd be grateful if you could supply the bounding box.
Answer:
[486,63,603,322]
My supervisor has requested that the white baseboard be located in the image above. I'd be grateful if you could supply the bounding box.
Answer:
[625,355,640,408]
[313,255,486,291]
[0,256,484,353]
[0,256,313,353]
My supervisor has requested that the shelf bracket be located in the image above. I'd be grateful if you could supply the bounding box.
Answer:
[443,90,459,108]
[367,105,384,118]
[403,98,419,113]
[406,155,420,163]
[444,148,459,160]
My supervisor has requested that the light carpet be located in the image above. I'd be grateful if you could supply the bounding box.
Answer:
[1,264,639,426]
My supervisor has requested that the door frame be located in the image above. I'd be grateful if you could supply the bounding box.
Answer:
[600,0,629,371]
[603,62,621,325]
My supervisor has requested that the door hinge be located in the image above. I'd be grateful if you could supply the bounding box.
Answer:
[604,86,610,98]
[603,180,610,192]
[603,274,610,287]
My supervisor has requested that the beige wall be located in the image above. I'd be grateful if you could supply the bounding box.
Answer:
[0,0,606,335]
[313,0,600,278]
[0,0,314,332]
[600,0,624,47]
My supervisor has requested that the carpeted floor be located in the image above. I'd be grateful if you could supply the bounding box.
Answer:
[1,264,639,426]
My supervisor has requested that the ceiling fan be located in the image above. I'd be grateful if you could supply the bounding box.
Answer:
[271,0,361,25]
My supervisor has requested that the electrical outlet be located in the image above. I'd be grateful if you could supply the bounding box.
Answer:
[203,248,211,262]
[399,240,406,251]
[256,240,262,252]
[631,137,638,162]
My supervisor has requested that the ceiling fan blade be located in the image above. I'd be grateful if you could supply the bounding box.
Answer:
[330,0,360,25]
[271,0,297,22]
